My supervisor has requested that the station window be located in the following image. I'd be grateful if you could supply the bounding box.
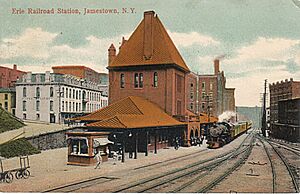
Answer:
[153,72,158,87]
[139,73,143,88]
[120,73,125,88]
[134,73,139,88]
[70,139,88,155]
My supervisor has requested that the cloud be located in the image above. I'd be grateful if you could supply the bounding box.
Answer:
[225,37,300,65]
[168,30,220,47]
[227,68,299,106]
[0,28,57,59]
[196,37,300,106]
[0,27,131,73]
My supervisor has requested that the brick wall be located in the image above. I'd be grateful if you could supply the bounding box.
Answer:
[0,65,26,88]
[109,67,187,116]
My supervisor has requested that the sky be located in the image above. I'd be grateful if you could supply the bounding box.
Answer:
[0,0,300,107]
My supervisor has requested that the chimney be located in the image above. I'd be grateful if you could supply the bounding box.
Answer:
[13,64,17,70]
[143,11,155,60]
[108,44,116,65]
[119,37,127,50]
[214,59,220,75]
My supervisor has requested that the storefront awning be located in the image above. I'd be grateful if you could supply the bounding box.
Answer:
[93,138,113,148]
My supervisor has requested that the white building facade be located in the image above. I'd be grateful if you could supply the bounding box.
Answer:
[16,72,108,124]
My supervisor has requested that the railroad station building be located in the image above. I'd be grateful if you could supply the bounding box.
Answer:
[68,10,218,165]
[69,96,185,165]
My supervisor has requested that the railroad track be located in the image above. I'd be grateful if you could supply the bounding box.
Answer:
[268,139,300,156]
[133,148,208,170]
[258,138,276,192]
[43,176,118,193]
[259,136,299,193]
[195,134,255,193]
[114,132,255,193]
[45,132,254,193]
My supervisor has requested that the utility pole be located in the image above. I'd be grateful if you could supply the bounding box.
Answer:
[261,79,267,137]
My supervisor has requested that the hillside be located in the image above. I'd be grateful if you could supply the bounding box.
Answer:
[0,106,25,133]
[236,106,262,128]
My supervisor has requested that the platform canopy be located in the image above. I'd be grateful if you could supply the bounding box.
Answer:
[73,96,185,129]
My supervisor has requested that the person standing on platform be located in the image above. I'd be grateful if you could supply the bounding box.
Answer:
[94,149,102,169]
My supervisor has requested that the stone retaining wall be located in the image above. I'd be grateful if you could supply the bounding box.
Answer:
[27,130,68,150]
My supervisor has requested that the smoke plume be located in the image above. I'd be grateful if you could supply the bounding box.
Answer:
[218,111,236,122]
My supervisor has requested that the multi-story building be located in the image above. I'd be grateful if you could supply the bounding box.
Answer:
[224,88,235,112]
[0,65,26,88]
[187,73,198,113]
[269,78,300,123]
[52,66,108,97]
[198,59,235,117]
[16,72,108,123]
[271,98,300,142]
[269,78,300,141]
[0,88,16,115]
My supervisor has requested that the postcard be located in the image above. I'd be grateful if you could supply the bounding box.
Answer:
[0,0,299,193]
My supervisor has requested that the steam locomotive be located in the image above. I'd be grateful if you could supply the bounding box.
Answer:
[207,121,252,148]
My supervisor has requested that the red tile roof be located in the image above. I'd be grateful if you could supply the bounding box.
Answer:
[108,12,190,72]
[74,96,185,129]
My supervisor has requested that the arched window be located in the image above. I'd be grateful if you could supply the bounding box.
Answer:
[134,73,138,88]
[36,87,40,98]
[153,72,158,87]
[50,87,54,97]
[139,73,143,88]
[23,87,27,97]
[120,73,125,88]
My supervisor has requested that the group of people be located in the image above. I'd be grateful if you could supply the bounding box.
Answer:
[173,135,207,150]
[190,135,206,146]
